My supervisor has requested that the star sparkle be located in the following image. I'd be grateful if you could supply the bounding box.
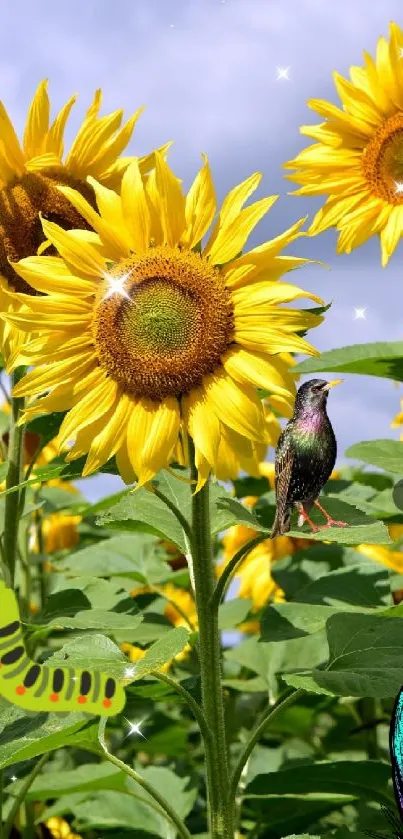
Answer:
[10,776,17,783]
[101,271,132,302]
[353,307,367,320]
[124,717,147,740]
[395,181,403,194]
[276,66,290,81]
[123,665,136,680]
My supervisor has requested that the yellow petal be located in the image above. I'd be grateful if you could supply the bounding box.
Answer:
[380,205,403,266]
[144,168,164,245]
[204,371,266,442]
[2,311,90,333]
[181,154,216,248]
[222,347,293,398]
[0,100,25,176]
[128,397,180,486]
[121,159,151,251]
[206,195,278,265]
[204,172,262,255]
[154,151,186,246]
[46,94,77,158]
[65,108,123,177]
[223,217,307,284]
[82,392,132,476]
[25,153,64,172]
[23,80,50,159]
[231,281,323,308]
[57,184,127,260]
[58,375,118,447]
[182,385,221,466]
[89,108,144,176]
[11,255,97,296]
[234,325,320,356]
[40,218,106,277]
[116,433,137,484]
[12,352,95,397]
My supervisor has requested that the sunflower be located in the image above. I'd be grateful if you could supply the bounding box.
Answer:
[284,22,403,266]
[45,817,82,839]
[4,153,322,488]
[0,79,165,365]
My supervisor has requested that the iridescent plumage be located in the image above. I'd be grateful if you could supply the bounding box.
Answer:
[271,378,346,536]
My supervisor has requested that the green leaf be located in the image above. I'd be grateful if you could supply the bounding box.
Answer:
[59,533,169,584]
[285,497,391,545]
[47,633,128,678]
[293,340,403,381]
[44,608,143,634]
[276,562,391,608]
[245,760,393,807]
[70,790,170,835]
[292,612,403,698]
[218,598,252,629]
[129,627,190,679]
[97,485,188,551]
[346,439,403,474]
[24,763,127,799]
[26,411,67,447]
[0,462,8,483]
[0,700,96,770]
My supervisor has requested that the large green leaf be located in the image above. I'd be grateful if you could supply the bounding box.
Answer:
[59,533,169,584]
[47,633,128,678]
[0,700,96,770]
[346,439,403,474]
[245,760,393,807]
[286,612,403,698]
[293,340,403,381]
[275,562,391,608]
[97,469,263,552]
[44,609,143,634]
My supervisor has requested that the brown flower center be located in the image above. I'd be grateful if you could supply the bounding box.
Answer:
[0,169,95,294]
[362,112,403,203]
[92,246,234,400]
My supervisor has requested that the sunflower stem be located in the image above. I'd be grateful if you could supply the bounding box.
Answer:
[3,369,26,587]
[188,439,234,839]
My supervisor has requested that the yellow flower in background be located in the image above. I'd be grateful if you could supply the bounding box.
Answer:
[6,154,323,490]
[284,22,403,266]
[45,817,82,839]
[391,398,403,439]
[0,79,166,366]
[123,584,196,668]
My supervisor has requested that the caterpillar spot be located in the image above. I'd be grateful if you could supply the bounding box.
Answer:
[103,699,112,709]
[77,695,87,704]
[16,685,25,695]
[49,693,59,702]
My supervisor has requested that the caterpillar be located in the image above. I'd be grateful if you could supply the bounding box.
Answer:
[0,580,126,716]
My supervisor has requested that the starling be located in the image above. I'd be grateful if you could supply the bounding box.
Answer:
[271,378,347,536]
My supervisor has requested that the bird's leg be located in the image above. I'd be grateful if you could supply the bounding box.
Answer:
[296,503,321,533]
[314,499,348,528]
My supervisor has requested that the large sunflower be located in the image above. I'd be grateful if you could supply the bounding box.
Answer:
[284,22,403,266]
[0,79,165,365]
[4,153,323,488]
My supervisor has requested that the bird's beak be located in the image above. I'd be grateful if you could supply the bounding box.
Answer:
[322,379,343,391]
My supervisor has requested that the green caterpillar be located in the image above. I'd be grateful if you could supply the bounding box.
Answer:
[0,581,126,716]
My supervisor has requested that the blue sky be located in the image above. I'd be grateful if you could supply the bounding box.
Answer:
[2,0,403,499]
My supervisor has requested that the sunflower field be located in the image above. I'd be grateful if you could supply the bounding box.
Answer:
[2,15,403,839]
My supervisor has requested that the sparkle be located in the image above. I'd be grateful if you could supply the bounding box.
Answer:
[170,23,175,28]
[399,47,403,59]
[10,776,17,783]
[124,717,146,740]
[276,66,290,81]
[123,665,136,679]
[101,271,132,302]
[395,181,403,194]
[353,307,367,320]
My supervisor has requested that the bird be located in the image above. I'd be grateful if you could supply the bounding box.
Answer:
[271,378,347,537]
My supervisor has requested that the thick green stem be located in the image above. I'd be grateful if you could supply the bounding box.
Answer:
[189,440,234,839]
[3,369,26,586]
[229,688,303,803]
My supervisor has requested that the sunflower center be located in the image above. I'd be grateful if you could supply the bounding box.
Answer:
[93,246,234,400]
[0,169,94,294]
[362,112,403,203]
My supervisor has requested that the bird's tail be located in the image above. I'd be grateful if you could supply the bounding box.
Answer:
[271,507,291,538]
